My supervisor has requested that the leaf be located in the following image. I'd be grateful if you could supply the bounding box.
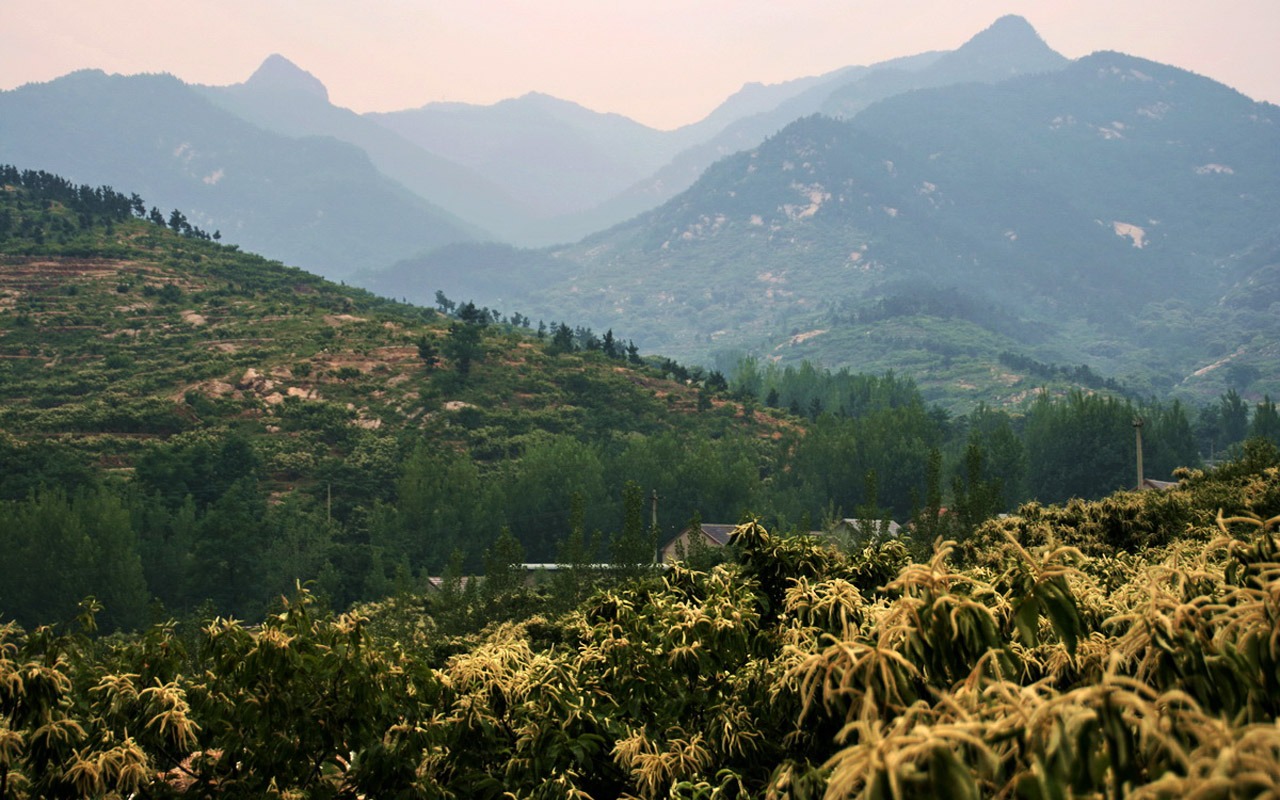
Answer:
[929,748,978,800]
[1014,598,1041,648]
[1038,580,1081,655]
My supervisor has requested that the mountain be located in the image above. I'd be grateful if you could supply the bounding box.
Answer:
[820,14,1069,117]
[0,17,1079,259]
[360,241,571,309]
[201,55,527,242]
[367,92,682,243]
[379,52,1280,409]
[586,16,1066,235]
[0,69,478,279]
[364,17,1061,244]
[238,52,330,99]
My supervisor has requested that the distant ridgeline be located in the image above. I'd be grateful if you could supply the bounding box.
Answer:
[0,165,219,244]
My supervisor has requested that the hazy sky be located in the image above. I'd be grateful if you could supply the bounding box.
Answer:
[3,1,1278,129]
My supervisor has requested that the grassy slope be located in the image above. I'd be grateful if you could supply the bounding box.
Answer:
[0,186,788,488]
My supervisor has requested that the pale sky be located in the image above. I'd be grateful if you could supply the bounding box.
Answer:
[2,1,1278,130]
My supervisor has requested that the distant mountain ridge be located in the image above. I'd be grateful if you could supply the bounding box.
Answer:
[367,91,674,235]
[376,49,1280,408]
[0,69,479,279]
[201,57,526,245]
[568,14,1070,236]
[1,15,1087,259]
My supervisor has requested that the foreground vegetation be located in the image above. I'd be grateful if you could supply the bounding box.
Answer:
[2,443,1279,797]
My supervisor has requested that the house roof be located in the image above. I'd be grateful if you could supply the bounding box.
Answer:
[698,524,738,546]
[425,575,477,591]
[660,523,739,555]
[838,518,902,536]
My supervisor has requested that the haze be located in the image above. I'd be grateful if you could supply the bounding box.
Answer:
[3,0,1278,129]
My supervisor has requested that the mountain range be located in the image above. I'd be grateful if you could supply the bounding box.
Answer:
[371,47,1280,408]
[3,15,1277,408]
[0,15,1076,264]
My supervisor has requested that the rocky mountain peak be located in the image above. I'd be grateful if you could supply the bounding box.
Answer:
[948,14,1069,73]
[243,54,329,101]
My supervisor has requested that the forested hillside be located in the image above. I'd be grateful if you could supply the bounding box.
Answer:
[2,166,1278,635]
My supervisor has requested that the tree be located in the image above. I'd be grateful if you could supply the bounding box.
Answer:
[443,322,484,378]
[1022,391,1132,503]
[1250,395,1280,447]
[612,481,656,570]
[0,487,148,631]
[850,469,893,542]
[482,527,526,599]
[502,435,608,561]
[457,301,487,326]
[190,477,269,617]
[416,335,440,370]
[965,404,1026,508]
[949,444,1005,541]
[549,322,576,354]
[1144,399,1200,478]
[134,432,260,510]
[392,443,492,572]
[552,492,602,607]
[911,447,944,547]
[1219,389,1250,449]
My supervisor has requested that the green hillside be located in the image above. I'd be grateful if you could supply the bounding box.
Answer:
[0,167,793,623]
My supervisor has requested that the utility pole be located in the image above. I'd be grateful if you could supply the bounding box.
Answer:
[650,489,661,565]
[1133,417,1145,490]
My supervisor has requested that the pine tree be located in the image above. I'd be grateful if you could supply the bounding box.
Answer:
[1250,395,1280,446]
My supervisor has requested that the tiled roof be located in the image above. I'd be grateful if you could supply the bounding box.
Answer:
[838,518,902,537]
[698,524,738,546]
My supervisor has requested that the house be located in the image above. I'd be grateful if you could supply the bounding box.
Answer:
[830,518,902,540]
[660,523,739,563]
[661,522,839,563]
[1140,478,1177,491]
[426,563,616,592]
